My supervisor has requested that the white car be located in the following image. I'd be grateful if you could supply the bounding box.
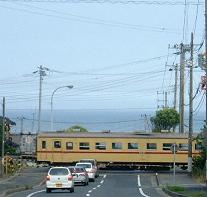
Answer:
[75,162,96,182]
[46,167,74,193]
[79,159,99,177]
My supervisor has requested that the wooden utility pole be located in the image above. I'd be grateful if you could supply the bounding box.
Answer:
[188,33,193,173]
[1,97,5,177]
[179,43,185,133]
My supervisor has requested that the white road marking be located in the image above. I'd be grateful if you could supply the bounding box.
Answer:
[26,190,45,197]
[103,174,107,178]
[137,175,150,197]
[100,180,104,184]
[97,185,101,187]
[88,190,92,193]
[93,187,97,190]
[86,194,90,196]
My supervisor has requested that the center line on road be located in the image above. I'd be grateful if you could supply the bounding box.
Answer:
[88,190,92,193]
[100,180,104,184]
[86,194,90,196]
[26,190,45,197]
[137,175,150,197]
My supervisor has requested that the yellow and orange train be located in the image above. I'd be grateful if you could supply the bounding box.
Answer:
[36,131,201,168]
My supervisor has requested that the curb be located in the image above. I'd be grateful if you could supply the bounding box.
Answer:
[162,188,187,197]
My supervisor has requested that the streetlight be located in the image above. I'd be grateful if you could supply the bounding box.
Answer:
[50,85,73,131]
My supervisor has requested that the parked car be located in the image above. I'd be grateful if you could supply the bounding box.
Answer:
[46,167,74,193]
[68,166,89,186]
[79,159,99,177]
[75,162,96,182]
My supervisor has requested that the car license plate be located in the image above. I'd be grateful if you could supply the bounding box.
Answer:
[56,183,62,188]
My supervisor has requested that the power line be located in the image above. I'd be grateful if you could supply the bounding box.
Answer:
[0,0,203,6]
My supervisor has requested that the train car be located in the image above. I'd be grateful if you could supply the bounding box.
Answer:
[36,131,201,168]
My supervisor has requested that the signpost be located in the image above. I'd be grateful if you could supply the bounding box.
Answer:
[171,143,178,184]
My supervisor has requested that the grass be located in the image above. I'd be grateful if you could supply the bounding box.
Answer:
[167,185,185,192]
[166,186,207,197]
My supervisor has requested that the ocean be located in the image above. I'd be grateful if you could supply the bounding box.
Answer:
[5,109,205,134]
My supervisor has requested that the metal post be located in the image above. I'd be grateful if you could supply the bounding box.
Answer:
[188,33,193,173]
[174,64,178,110]
[1,97,5,177]
[179,43,185,133]
[50,85,73,131]
[173,144,176,184]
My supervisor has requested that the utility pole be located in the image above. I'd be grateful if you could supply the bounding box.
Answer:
[204,0,207,183]
[157,91,165,109]
[174,64,178,110]
[179,43,185,134]
[188,33,193,173]
[33,66,48,134]
[1,97,5,177]
[38,65,43,134]
[31,113,35,133]
[18,117,25,134]
[164,91,168,108]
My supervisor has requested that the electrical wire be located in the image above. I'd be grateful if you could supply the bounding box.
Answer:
[0,0,203,6]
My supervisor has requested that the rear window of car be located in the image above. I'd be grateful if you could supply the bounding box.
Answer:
[75,168,84,173]
[49,168,69,175]
[76,164,92,168]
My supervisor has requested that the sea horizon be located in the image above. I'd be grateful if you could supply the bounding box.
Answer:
[5,109,205,134]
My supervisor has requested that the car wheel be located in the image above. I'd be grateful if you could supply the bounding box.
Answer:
[87,181,89,185]
[70,188,74,193]
[91,178,95,182]
[46,188,51,193]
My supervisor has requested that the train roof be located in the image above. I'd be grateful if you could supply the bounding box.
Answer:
[37,131,197,139]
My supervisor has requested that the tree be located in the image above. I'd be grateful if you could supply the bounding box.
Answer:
[0,117,18,155]
[65,125,88,133]
[150,108,179,132]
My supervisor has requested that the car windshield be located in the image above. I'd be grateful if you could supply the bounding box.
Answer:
[49,168,69,175]
[76,164,91,168]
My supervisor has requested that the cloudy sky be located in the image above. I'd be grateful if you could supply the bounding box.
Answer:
[0,0,205,114]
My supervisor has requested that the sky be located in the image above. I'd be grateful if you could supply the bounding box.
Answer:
[0,0,205,115]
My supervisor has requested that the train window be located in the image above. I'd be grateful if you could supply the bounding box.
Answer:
[112,142,122,150]
[54,141,61,149]
[147,143,157,150]
[79,142,90,150]
[66,142,73,150]
[163,143,172,151]
[179,143,188,151]
[42,141,46,149]
[96,142,106,150]
[195,144,202,150]
[128,143,138,149]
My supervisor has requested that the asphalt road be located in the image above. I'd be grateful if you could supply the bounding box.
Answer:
[9,171,167,197]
